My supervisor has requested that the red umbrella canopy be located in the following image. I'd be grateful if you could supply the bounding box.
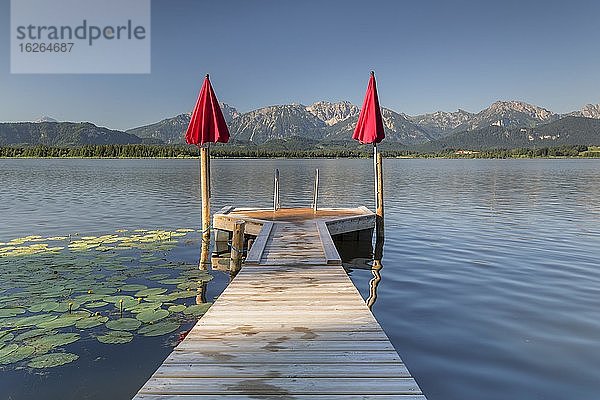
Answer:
[353,71,385,144]
[185,74,230,146]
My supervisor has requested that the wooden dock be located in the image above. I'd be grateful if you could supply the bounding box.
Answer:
[134,207,425,399]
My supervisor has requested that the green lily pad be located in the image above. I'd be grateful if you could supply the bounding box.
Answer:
[28,352,79,368]
[87,287,117,295]
[97,330,133,344]
[0,308,26,318]
[104,295,138,309]
[167,291,198,300]
[136,309,169,324]
[138,321,180,337]
[120,284,147,292]
[127,302,162,314]
[105,318,141,331]
[12,314,58,328]
[147,273,170,281]
[75,315,108,329]
[85,301,108,308]
[167,305,186,313]
[135,288,168,297]
[0,345,35,364]
[28,301,60,313]
[0,331,15,343]
[38,312,89,329]
[27,333,80,352]
[177,281,208,290]
[183,303,212,317]
[0,344,19,358]
[157,278,185,285]
[14,329,55,341]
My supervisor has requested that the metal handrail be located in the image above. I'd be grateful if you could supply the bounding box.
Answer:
[312,168,319,212]
[273,168,280,211]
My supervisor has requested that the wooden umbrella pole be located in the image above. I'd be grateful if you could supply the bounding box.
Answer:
[376,152,385,238]
[373,143,378,211]
[200,145,211,243]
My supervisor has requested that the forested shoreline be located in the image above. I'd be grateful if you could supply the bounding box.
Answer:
[1,144,599,159]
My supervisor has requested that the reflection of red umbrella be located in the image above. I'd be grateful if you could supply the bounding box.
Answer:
[185,74,229,256]
[353,71,385,219]
[186,74,230,145]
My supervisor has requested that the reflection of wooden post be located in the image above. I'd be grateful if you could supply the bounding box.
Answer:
[195,280,207,304]
[199,239,210,270]
[366,260,382,310]
[376,153,384,238]
[229,220,245,276]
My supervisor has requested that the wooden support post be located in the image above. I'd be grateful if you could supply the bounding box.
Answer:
[199,146,211,267]
[376,152,385,239]
[200,147,211,242]
[229,220,245,276]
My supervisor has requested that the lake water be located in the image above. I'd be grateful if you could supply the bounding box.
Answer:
[1,158,600,399]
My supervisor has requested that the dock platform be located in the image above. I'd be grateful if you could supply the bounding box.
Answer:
[133,207,425,399]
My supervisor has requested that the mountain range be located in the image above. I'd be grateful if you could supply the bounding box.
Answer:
[2,100,600,148]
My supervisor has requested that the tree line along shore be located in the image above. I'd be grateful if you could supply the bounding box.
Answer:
[1,144,599,159]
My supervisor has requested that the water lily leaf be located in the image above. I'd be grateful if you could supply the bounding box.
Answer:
[177,281,210,290]
[0,308,26,318]
[28,301,60,313]
[183,303,212,317]
[75,315,108,329]
[0,331,15,342]
[135,288,168,297]
[167,305,186,313]
[175,228,195,233]
[28,352,79,368]
[97,330,133,344]
[104,295,137,308]
[105,318,141,331]
[13,314,58,328]
[157,278,185,285]
[136,309,169,324]
[145,294,173,304]
[27,333,80,352]
[127,302,162,314]
[87,287,117,295]
[85,301,108,308]
[147,273,170,281]
[167,291,198,300]
[0,344,19,358]
[120,284,147,292]
[0,345,35,365]
[14,329,55,341]
[38,312,89,329]
[138,321,180,337]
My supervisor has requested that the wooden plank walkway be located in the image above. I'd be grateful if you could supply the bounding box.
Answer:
[134,214,425,399]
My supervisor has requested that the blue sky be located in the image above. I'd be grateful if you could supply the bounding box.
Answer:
[1,0,600,130]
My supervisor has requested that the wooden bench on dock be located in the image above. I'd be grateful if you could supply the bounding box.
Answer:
[133,207,426,399]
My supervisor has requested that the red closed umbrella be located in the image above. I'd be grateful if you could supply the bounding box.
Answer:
[185,74,230,263]
[353,71,385,144]
[186,74,230,145]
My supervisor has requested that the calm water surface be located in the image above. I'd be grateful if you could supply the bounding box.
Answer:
[1,158,600,400]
